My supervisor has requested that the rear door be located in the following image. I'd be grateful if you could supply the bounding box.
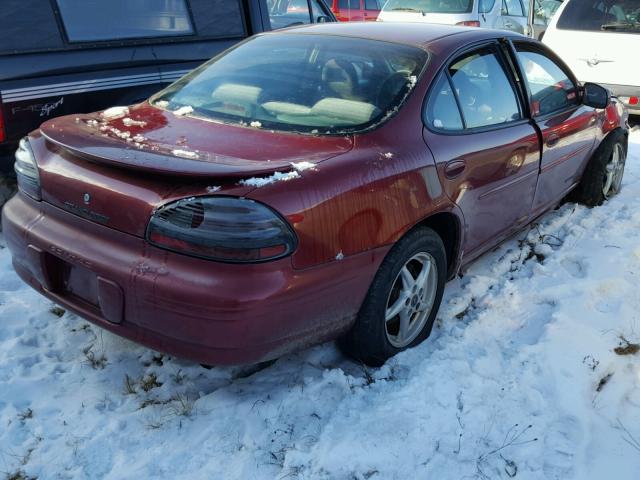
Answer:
[501,0,528,33]
[423,42,540,257]
[510,41,598,215]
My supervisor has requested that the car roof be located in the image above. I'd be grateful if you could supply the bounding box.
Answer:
[278,22,521,50]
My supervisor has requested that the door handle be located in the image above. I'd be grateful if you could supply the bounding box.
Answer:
[546,133,560,148]
[444,159,466,179]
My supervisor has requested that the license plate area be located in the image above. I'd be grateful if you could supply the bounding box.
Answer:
[63,261,100,307]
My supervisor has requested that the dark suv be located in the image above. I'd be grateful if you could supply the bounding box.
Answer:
[0,0,334,178]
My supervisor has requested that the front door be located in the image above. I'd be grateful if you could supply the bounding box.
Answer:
[511,41,599,215]
[423,43,540,257]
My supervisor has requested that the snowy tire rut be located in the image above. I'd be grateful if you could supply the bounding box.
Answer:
[2,133,640,479]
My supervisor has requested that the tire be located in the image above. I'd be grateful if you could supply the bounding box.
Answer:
[340,227,447,367]
[572,129,627,207]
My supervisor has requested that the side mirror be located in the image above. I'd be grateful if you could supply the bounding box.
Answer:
[316,15,330,23]
[583,82,610,109]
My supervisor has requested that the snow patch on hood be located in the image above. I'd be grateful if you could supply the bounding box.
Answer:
[290,161,316,172]
[239,170,301,187]
[101,106,130,120]
[172,149,199,159]
[122,118,147,128]
[173,106,194,117]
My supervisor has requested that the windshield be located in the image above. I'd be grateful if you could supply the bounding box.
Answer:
[151,34,428,134]
[557,0,640,32]
[382,0,474,14]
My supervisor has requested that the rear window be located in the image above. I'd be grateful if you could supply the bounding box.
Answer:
[557,0,640,32]
[382,0,474,14]
[151,33,428,134]
[56,0,194,42]
[0,0,64,54]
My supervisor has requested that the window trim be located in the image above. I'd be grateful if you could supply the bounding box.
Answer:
[48,0,249,50]
[507,39,583,120]
[423,39,529,136]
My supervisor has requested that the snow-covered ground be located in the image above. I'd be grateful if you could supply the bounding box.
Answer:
[2,131,640,480]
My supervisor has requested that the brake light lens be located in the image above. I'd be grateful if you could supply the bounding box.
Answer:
[456,20,481,27]
[147,196,297,263]
[14,137,41,200]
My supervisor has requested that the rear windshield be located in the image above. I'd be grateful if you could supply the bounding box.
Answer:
[382,0,474,14]
[557,0,640,32]
[56,0,195,42]
[151,34,428,134]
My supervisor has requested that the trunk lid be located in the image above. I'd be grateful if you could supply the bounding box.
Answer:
[39,103,353,177]
[34,103,353,237]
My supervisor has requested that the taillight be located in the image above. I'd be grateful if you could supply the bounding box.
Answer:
[14,137,41,201]
[147,196,297,263]
[618,96,638,106]
[456,20,481,27]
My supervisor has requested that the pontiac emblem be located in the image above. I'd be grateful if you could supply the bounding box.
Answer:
[83,193,91,205]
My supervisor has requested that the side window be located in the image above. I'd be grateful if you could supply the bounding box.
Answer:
[479,0,496,14]
[448,48,521,129]
[268,0,312,29]
[338,0,360,7]
[365,0,380,9]
[425,75,464,131]
[515,46,579,116]
[502,0,524,16]
[56,0,195,42]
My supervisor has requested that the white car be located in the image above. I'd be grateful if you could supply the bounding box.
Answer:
[377,0,530,34]
[543,0,640,114]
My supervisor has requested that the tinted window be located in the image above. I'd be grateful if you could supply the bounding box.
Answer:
[425,75,464,131]
[383,0,473,14]
[268,0,312,29]
[523,0,563,25]
[502,0,524,16]
[56,0,195,42]
[365,0,380,9]
[448,48,521,128]
[152,34,427,134]
[515,46,578,116]
[479,0,496,13]
[557,0,640,32]
[0,0,64,54]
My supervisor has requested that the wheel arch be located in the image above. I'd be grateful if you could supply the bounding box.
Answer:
[405,210,464,280]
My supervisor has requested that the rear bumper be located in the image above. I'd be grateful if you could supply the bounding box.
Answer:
[2,193,387,365]
[597,83,640,114]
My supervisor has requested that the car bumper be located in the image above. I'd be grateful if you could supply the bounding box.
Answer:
[2,193,388,365]
[597,83,640,114]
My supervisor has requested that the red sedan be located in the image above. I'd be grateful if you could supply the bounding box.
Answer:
[3,23,628,366]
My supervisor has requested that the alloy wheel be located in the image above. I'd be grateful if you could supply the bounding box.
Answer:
[384,252,438,348]
[603,143,626,198]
